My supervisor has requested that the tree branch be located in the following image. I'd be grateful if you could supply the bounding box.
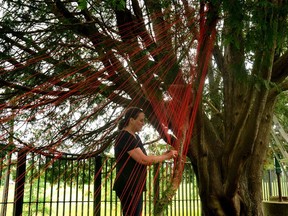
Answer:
[271,50,288,83]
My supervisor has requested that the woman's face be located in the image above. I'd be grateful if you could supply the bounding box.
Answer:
[130,112,145,132]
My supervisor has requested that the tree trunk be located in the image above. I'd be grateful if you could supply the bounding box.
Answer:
[187,96,277,216]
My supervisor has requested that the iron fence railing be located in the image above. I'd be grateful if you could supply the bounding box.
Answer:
[262,169,288,201]
[0,150,201,216]
[0,149,287,216]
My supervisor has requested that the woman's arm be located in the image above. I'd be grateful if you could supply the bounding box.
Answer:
[128,147,178,165]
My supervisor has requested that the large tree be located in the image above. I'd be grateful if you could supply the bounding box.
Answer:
[1,0,288,215]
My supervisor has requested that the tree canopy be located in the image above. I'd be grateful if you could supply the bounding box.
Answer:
[1,0,288,215]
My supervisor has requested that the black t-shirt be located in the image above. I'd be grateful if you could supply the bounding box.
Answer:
[113,130,147,194]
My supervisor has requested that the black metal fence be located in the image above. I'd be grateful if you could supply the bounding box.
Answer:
[262,169,288,200]
[0,150,201,216]
[0,149,287,216]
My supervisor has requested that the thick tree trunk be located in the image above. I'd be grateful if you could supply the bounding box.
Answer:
[244,99,276,215]
[187,97,277,216]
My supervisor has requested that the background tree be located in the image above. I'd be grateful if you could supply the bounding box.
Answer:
[1,0,288,215]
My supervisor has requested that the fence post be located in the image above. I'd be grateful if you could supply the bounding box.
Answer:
[268,170,272,197]
[0,153,12,216]
[13,149,27,216]
[275,157,283,201]
[94,156,102,216]
[153,164,160,215]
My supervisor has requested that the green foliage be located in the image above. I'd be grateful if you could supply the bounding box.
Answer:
[154,180,174,215]
[109,0,126,10]
[263,147,275,170]
[274,91,288,128]
[44,159,94,185]
[23,180,50,215]
[78,0,87,10]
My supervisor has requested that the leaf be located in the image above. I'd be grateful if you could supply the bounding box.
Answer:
[78,0,87,10]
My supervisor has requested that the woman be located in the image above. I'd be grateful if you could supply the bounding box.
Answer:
[113,107,178,216]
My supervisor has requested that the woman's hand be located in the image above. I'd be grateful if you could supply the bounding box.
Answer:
[165,150,178,159]
[128,148,179,165]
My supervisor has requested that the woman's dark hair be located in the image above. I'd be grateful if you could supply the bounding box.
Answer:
[118,107,143,130]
